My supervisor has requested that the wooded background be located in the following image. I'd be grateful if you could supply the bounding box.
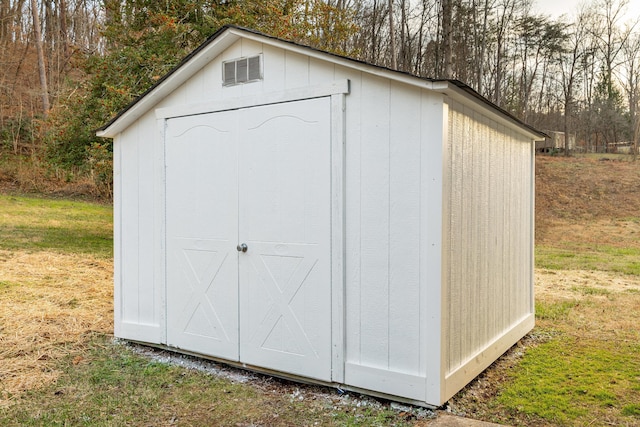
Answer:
[0,0,638,196]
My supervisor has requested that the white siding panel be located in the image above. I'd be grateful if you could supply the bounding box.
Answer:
[420,91,445,404]
[343,77,440,402]
[181,66,205,102]
[262,44,286,92]
[444,100,534,378]
[388,81,422,374]
[284,50,310,89]
[447,101,463,371]
[136,115,157,324]
[113,135,123,336]
[199,58,224,100]
[479,114,491,345]
[358,75,390,368]
[116,113,163,340]
[119,125,140,324]
[240,38,263,57]
[309,57,335,85]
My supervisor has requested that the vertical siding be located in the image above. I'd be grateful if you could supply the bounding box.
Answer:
[342,72,439,393]
[444,100,534,376]
[136,115,156,322]
[117,113,161,333]
[388,81,422,373]
[119,124,139,324]
[358,74,391,367]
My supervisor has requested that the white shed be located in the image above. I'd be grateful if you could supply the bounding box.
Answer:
[97,26,542,407]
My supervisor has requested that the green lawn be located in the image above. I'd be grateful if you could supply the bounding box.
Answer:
[3,337,411,426]
[0,194,113,257]
[536,245,640,276]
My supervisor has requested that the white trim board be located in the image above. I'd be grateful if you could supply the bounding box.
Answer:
[154,80,350,120]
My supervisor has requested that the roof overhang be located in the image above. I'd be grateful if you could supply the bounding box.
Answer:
[97,26,546,141]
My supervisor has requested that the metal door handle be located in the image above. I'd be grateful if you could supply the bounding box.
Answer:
[237,243,248,253]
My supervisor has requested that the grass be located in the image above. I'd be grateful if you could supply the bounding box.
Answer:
[484,266,640,425]
[1,336,413,426]
[536,245,640,276]
[0,194,416,426]
[575,152,637,161]
[0,194,112,257]
[535,300,579,321]
[496,337,640,425]
[461,288,640,426]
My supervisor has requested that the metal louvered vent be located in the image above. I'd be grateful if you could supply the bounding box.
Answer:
[223,55,262,86]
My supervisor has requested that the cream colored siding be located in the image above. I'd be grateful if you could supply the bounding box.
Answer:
[444,100,534,376]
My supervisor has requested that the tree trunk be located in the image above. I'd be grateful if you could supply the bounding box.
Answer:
[60,0,69,62]
[30,0,49,117]
[442,0,453,78]
[0,0,9,44]
[564,99,571,156]
[388,0,397,69]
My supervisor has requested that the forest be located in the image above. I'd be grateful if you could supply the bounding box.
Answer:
[0,0,638,197]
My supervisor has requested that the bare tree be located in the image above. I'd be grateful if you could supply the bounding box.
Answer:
[30,0,49,117]
[441,0,453,78]
[59,0,69,63]
[388,0,397,69]
[558,9,590,155]
[621,28,640,158]
[492,0,518,105]
[471,0,495,96]
[586,0,633,150]
[593,0,630,100]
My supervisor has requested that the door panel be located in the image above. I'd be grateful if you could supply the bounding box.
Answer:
[165,112,239,361]
[238,98,332,381]
[164,98,332,381]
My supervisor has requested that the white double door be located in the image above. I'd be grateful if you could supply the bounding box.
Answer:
[165,98,332,381]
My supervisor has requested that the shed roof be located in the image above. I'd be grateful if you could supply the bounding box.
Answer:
[97,25,545,140]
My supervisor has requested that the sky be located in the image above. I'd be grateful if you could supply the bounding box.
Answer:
[533,0,640,22]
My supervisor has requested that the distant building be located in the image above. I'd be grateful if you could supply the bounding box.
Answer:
[536,130,576,152]
[607,141,635,154]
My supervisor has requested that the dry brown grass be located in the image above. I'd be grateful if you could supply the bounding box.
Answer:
[536,268,640,341]
[535,156,640,222]
[0,250,113,407]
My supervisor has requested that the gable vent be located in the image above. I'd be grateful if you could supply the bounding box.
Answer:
[223,55,262,86]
